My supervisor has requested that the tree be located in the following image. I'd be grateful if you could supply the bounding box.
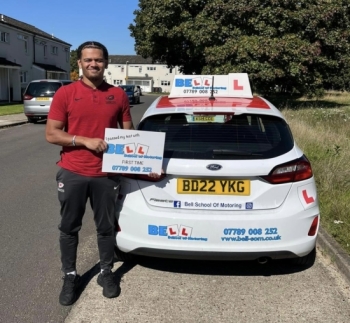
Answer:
[70,49,79,80]
[129,0,350,96]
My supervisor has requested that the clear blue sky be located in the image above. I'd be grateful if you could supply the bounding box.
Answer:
[1,0,139,54]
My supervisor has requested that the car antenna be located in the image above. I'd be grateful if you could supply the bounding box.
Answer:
[209,76,215,101]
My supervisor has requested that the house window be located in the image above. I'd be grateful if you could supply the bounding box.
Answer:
[17,34,28,53]
[113,80,123,85]
[147,67,156,71]
[139,67,142,73]
[0,31,9,43]
[161,81,170,86]
[20,71,28,83]
[51,46,58,55]
[121,67,124,72]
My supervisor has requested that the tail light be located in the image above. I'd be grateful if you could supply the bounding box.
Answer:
[23,94,33,100]
[121,173,166,182]
[261,155,313,184]
[308,216,319,236]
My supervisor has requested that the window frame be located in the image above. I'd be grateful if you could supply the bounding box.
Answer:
[0,31,10,43]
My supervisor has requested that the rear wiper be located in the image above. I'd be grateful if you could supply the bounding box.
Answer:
[213,149,262,156]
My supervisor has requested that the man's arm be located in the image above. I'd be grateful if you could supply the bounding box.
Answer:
[45,119,107,153]
[122,120,134,130]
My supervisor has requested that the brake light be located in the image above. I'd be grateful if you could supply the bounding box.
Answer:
[121,173,166,182]
[308,216,319,236]
[261,155,313,184]
[23,94,33,100]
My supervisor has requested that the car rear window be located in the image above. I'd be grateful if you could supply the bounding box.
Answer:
[120,86,134,92]
[138,113,294,159]
[25,82,66,98]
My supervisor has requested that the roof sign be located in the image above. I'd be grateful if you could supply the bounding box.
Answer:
[168,73,253,99]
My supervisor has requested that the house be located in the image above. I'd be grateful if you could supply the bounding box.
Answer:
[103,55,181,93]
[0,14,71,102]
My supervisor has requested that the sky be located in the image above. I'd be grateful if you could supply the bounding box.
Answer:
[1,0,139,54]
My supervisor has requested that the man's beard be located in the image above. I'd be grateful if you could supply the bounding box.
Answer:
[85,70,103,81]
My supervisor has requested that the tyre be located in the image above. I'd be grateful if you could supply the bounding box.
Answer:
[27,117,38,124]
[291,247,316,266]
[114,246,134,262]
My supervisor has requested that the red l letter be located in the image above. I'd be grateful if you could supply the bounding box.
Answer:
[233,80,243,90]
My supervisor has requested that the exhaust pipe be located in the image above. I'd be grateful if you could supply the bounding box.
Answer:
[257,257,269,265]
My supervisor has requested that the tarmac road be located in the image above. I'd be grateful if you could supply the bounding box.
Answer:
[66,245,350,323]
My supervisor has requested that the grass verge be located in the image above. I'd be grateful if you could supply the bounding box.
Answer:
[0,103,23,116]
[270,92,350,254]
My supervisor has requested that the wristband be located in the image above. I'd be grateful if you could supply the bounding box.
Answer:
[72,135,76,146]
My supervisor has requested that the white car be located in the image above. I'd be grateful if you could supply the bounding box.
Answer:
[114,73,319,265]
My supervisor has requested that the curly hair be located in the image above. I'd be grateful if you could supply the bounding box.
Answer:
[77,41,109,60]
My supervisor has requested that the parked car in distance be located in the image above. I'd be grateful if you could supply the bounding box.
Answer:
[119,85,140,104]
[23,79,73,123]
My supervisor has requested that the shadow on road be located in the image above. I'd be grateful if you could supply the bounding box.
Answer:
[76,260,137,300]
[132,256,315,277]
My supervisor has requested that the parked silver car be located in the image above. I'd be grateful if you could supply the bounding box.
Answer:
[23,79,73,123]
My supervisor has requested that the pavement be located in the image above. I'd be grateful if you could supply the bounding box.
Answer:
[1,113,350,284]
[0,113,28,129]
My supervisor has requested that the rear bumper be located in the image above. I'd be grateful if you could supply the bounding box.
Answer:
[24,105,50,117]
[116,185,319,260]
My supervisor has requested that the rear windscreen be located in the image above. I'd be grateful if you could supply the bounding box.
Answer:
[120,86,134,92]
[25,82,63,97]
[138,114,294,159]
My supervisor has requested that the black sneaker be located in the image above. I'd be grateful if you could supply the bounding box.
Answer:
[59,274,80,306]
[97,270,120,298]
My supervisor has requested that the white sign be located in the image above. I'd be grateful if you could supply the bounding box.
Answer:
[168,73,253,98]
[102,128,165,174]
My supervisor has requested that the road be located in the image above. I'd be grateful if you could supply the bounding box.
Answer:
[0,94,350,323]
[0,96,155,323]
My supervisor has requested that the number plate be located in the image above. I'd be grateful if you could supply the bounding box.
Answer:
[193,116,215,122]
[177,179,250,195]
[36,97,49,101]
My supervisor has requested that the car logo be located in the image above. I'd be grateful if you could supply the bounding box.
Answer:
[206,164,222,171]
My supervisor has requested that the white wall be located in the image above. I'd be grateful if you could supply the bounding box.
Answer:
[0,23,70,96]
[103,63,181,93]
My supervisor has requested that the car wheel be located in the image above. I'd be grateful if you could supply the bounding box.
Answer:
[138,96,140,104]
[114,246,134,262]
[291,247,316,266]
[27,117,38,124]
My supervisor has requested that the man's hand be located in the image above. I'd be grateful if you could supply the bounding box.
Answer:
[148,169,164,178]
[84,138,108,153]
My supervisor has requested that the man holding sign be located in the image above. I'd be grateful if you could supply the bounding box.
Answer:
[45,41,158,305]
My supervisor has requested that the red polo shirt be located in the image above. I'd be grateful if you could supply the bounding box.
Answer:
[48,80,132,177]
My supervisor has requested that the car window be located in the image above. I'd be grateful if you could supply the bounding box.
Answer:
[61,81,73,86]
[120,86,134,92]
[138,114,294,159]
[25,82,62,98]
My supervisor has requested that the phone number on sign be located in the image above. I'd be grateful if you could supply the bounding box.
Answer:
[183,89,218,94]
[112,165,152,172]
[223,228,279,236]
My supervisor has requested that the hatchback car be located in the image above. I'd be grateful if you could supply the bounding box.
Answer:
[119,85,140,104]
[114,73,319,265]
[23,79,73,123]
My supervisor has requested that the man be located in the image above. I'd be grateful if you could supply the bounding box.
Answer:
[46,41,133,306]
